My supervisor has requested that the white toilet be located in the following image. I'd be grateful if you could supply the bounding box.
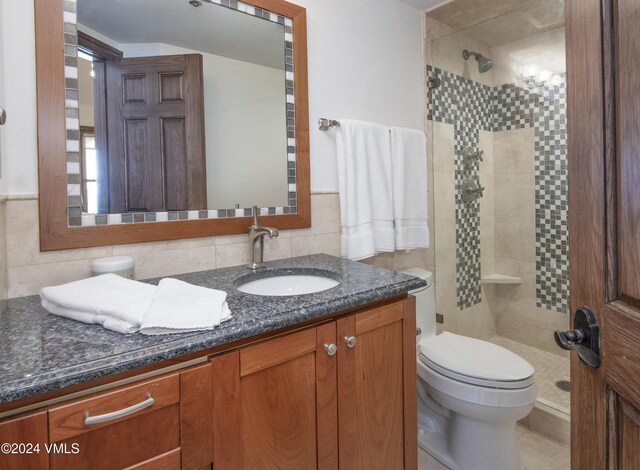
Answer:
[402,268,537,470]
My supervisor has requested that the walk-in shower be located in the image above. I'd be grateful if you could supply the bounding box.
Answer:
[426,0,570,447]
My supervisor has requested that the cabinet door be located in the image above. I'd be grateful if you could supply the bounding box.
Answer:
[337,297,417,470]
[180,363,213,470]
[0,412,49,470]
[211,323,338,470]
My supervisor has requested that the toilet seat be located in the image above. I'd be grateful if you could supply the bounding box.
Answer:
[418,332,535,390]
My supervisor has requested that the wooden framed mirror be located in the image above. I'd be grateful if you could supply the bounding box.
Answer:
[34,0,310,251]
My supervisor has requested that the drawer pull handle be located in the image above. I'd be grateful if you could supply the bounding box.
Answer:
[84,394,155,426]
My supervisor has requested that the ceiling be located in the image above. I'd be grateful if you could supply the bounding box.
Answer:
[427,0,546,31]
[429,0,564,47]
[461,0,564,47]
[396,0,452,11]
[77,0,285,69]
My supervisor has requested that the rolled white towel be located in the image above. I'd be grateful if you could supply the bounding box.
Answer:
[40,274,156,331]
[140,278,232,336]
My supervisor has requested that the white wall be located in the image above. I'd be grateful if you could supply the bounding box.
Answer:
[0,0,4,178]
[0,0,424,196]
[0,0,38,194]
[296,0,424,191]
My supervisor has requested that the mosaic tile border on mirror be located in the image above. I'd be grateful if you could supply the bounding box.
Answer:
[62,0,298,227]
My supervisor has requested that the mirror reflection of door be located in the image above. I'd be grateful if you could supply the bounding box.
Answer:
[78,33,206,214]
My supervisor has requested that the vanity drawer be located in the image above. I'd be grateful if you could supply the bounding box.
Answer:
[47,373,180,469]
[48,373,180,442]
[123,448,181,469]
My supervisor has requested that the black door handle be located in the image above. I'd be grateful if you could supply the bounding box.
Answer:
[554,307,600,368]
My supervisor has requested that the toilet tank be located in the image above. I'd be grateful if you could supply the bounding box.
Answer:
[401,268,435,341]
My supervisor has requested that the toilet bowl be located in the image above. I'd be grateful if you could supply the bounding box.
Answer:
[402,269,537,470]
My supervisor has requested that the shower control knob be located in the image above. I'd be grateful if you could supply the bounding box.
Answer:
[344,336,357,348]
[462,179,485,203]
[324,343,337,356]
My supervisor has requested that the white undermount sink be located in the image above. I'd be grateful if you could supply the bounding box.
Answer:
[236,270,341,296]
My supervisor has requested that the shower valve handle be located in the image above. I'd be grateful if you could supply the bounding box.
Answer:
[554,307,600,369]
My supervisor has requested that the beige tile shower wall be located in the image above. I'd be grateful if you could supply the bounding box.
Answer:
[425,16,497,340]
[4,193,341,298]
[479,129,495,277]
[422,16,456,277]
[491,128,566,355]
[429,121,496,340]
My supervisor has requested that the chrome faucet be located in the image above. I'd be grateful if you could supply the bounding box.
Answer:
[247,206,279,269]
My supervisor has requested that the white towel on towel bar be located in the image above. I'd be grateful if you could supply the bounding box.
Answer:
[390,127,430,250]
[336,119,395,260]
[139,278,232,335]
[40,274,156,331]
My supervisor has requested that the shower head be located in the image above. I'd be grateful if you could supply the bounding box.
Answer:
[463,49,494,73]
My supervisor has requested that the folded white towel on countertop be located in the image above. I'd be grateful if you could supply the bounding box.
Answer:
[40,298,140,334]
[139,278,232,336]
[390,127,430,250]
[40,274,233,335]
[336,119,395,261]
[40,273,156,329]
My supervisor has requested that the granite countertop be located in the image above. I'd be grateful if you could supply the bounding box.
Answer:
[0,254,425,405]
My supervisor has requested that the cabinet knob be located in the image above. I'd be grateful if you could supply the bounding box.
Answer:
[344,336,357,348]
[324,343,337,356]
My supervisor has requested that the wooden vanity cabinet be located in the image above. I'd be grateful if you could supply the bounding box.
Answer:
[211,297,417,470]
[0,412,49,470]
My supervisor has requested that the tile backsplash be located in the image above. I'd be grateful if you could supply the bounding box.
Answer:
[4,193,341,298]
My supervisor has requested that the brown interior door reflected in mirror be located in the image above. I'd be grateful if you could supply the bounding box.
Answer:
[107,54,206,213]
[80,33,206,214]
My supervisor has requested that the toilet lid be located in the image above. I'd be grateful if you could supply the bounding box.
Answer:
[418,332,535,386]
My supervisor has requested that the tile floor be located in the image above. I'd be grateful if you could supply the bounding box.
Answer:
[418,425,571,470]
[489,335,570,414]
